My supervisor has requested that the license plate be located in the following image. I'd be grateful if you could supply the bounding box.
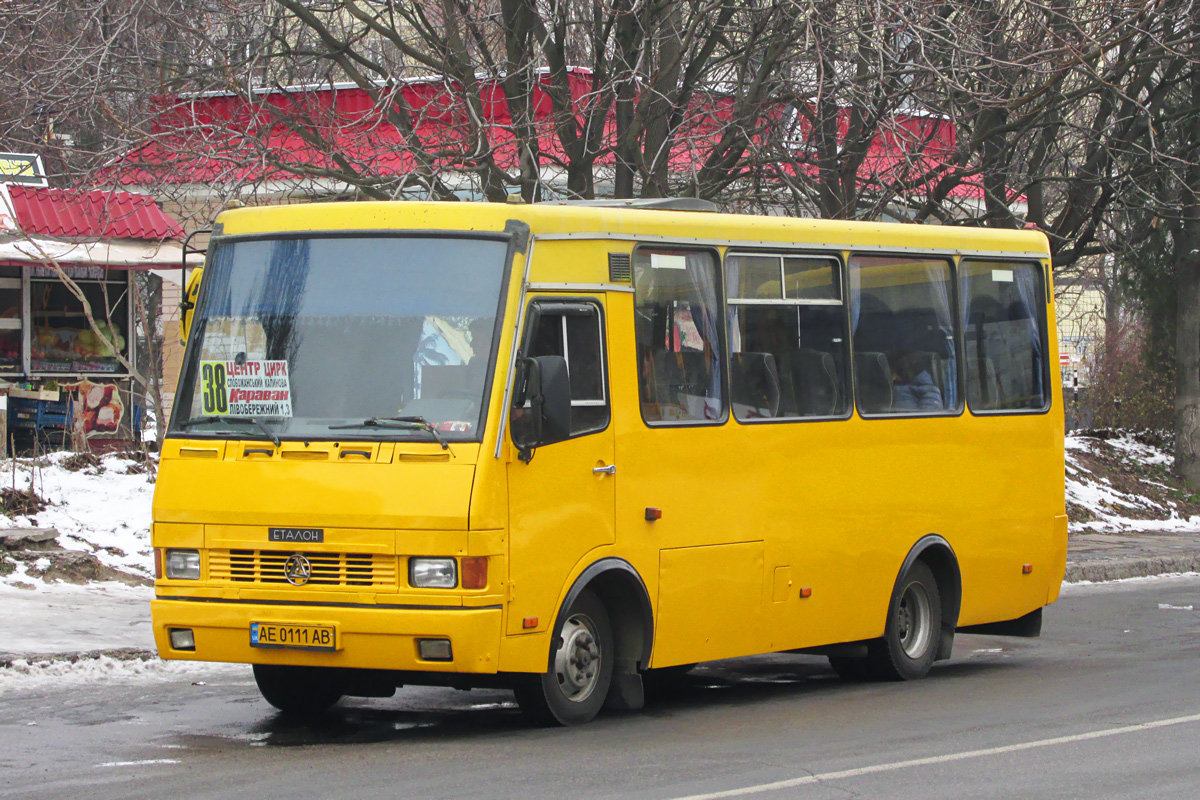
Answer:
[250,622,338,651]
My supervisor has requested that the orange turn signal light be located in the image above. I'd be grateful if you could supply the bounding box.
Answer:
[461,557,488,590]
[153,548,163,580]
[523,617,538,629]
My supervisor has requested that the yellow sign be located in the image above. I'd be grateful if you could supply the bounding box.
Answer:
[0,153,47,187]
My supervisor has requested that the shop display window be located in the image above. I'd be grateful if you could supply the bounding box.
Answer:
[0,265,20,374]
[29,268,131,374]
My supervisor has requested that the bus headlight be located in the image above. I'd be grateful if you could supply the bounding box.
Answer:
[164,549,201,580]
[410,557,457,588]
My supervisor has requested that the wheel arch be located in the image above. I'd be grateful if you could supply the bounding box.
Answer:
[894,535,962,661]
[546,557,654,673]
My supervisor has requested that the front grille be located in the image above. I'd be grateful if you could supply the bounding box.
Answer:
[208,550,397,588]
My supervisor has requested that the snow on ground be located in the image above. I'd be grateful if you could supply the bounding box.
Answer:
[0,451,155,582]
[1066,432,1200,534]
[0,653,245,696]
[0,581,154,652]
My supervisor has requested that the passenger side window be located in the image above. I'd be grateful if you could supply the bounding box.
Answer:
[518,300,609,436]
[961,261,1049,411]
[633,249,725,424]
[849,256,960,416]
[726,253,850,420]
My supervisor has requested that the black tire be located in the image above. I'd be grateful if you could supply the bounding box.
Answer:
[252,664,344,715]
[513,590,613,726]
[867,560,942,681]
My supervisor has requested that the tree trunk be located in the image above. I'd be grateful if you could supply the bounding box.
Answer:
[1104,279,1123,350]
[1173,20,1200,491]
[1174,213,1200,489]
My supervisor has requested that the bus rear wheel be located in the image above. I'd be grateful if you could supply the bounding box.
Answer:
[868,560,941,681]
[253,664,344,715]
[514,590,613,726]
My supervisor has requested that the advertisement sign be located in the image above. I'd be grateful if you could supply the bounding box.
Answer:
[71,378,127,439]
[0,153,47,187]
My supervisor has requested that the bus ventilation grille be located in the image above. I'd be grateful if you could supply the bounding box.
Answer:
[209,550,397,588]
[608,253,632,284]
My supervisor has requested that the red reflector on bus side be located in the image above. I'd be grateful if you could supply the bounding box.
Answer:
[799,587,812,598]
[645,507,662,521]
[461,557,488,590]
[1022,564,1034,575]
[523,617,538,629]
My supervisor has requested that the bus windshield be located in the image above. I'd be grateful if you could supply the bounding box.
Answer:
[169,235,509,443]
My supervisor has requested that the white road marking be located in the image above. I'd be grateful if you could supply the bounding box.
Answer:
[94,759,181,768]
[671,712,1200,799]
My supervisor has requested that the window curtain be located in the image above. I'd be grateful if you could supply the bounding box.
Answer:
[725,256,742,353]
[1013,265,1045,400]
[923,261,957,408]
[686,251,723,419]
[849,257,863,336]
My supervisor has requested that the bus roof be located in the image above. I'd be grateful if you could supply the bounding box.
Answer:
[214,201,1051,259]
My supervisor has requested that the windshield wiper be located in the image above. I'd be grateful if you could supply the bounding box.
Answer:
[328,416,449,450]
[179,415,281,447]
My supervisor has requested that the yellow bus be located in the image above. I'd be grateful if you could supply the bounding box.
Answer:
[152,199,1066,724]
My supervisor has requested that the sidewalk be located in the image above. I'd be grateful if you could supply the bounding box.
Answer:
[0,583,155,665]
[2,531,1199,663]
[1065,529,1200,583]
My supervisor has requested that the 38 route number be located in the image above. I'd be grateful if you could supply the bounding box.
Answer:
[201,362,229,414]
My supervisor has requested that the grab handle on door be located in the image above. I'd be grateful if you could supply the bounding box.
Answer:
[593,464,616,475]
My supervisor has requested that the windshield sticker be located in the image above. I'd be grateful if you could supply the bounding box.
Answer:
[200,360,293,417]
[432,421,473,433]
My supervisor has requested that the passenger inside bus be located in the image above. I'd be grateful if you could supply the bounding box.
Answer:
[891,351,944,411]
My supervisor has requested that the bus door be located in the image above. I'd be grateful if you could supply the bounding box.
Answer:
[506,296,615,636]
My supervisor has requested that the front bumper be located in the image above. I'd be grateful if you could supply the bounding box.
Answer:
[152,598,502,673]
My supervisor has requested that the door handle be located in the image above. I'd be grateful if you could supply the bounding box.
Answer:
[593,464,616,475]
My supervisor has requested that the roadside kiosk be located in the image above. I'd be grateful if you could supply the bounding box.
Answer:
[0,153,186,450]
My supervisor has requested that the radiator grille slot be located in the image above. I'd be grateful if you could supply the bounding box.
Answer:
[208,550,396,588]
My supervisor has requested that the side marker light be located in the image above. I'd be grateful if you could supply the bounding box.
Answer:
[645,507,663,521]
[1022,564,1034,575]
[799,587,812,599]
[523,617,538,629]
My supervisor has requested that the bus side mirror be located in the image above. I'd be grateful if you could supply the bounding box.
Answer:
[180,266,204,345]
[512,355,571,460]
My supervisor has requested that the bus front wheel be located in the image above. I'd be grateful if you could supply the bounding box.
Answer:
[253,664,344,715]
[514,589,614,726]
[869,560,942,681]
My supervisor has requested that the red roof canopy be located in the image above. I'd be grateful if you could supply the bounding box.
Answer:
[111,69,1003,204]
[6,185,183,241]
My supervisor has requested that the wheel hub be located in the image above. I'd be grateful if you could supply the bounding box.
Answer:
[898,581,933,658]
[554,615,601,702]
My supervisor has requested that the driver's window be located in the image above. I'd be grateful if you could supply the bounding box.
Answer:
[516,300,609,437]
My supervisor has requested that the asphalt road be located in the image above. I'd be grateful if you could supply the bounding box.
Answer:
[4,575,1200,799]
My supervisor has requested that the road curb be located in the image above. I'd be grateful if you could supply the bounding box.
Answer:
[1064,552,1200,583]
